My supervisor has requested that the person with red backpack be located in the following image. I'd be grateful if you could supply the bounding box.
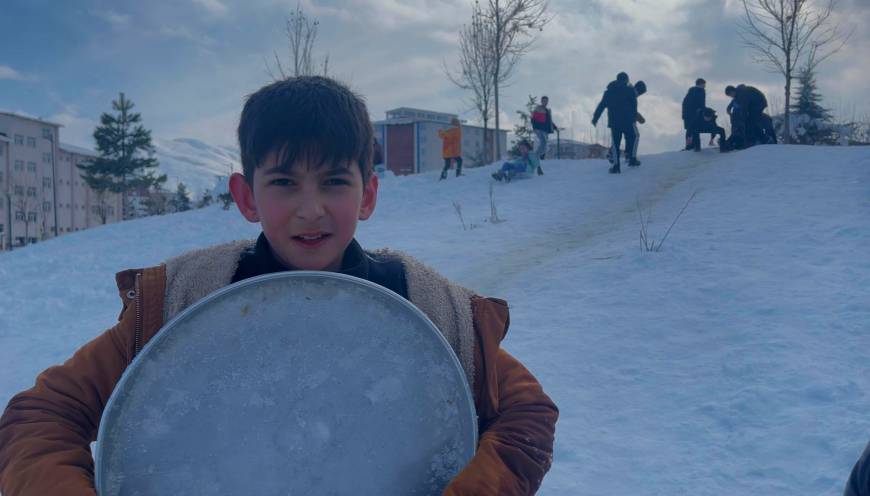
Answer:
[530,96,557,175]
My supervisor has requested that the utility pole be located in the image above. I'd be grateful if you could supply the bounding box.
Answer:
[44,132,59,237]
[4,192,11,250]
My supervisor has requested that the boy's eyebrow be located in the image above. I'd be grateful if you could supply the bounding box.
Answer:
[262,165,290,176]
[261,163,353,176]
[323,166,353,176]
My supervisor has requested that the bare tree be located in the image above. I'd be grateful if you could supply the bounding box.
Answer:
[480,0,550,161]
[738,0,851,143]
[93,190,112,225]
[446,1,497,163]
[12,176,40,245]
[268,1,329,79]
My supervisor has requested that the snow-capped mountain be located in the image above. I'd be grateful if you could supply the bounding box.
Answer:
[151,137,240,198]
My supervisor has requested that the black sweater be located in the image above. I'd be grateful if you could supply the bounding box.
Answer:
[232,233,408,299]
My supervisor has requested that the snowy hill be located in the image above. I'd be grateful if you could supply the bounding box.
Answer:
[151,137,240,197]
[1,145,869,495]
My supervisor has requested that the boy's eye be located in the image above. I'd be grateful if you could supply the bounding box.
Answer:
[324,177,351,186]
[269,178,293,186]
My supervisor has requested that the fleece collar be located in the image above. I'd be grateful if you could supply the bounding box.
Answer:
[162,240,476,389]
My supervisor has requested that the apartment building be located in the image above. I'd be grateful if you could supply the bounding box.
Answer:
[0,112,122,250]
[56,144,122,232]
[372,107,507,176]
[0,133,8,250]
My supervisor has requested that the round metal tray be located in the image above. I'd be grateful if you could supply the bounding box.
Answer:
[96,271,477,495]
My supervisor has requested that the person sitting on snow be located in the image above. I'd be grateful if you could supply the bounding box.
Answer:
[687,107,728,152]
[492,139,540,182]
[725,84,777,147]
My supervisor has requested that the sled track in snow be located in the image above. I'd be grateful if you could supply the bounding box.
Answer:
[464,152,723,295]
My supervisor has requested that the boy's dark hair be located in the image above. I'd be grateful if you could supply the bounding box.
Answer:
[518,139,533,149]
[616,72,629,83]
[237,76,373,185]
[725,85,737,96]
[696,78,706,86]
[634,80,647,96]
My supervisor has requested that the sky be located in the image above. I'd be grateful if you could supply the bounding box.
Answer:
[1,0,868,154]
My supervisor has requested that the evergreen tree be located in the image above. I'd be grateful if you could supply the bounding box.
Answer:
[510,95,538,157]
[791,66,832,121]
[170,182,192,212]
[789,66,835,144]
[78,92,166,219]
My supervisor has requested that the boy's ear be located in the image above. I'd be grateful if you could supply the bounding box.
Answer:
[229,172,260,223]
[358,174,378,221]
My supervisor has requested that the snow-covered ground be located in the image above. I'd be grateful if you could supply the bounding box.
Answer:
[1,145,868,495]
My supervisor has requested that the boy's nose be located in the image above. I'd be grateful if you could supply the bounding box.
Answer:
[295,192,326,220]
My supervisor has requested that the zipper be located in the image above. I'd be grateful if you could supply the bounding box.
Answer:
[133,272,143,358]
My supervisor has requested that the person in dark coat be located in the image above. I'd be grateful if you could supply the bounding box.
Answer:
[681,78,706,150]
[687,107,728,152]
[608,80,647,165]
[845,440,870,495]
[592,72,638,174]
[726,84,777,146]
[372,137,385,177]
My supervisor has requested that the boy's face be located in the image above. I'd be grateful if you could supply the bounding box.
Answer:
[519,144,530,156]
[230,151,378,272]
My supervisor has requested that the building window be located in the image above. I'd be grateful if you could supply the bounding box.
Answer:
[42,127,52,139]
[26,187,37,197]
[43,201,51,212]
[27,212,37,222]
[14,160,24,171]
[42,152,51,163]
[27,137,36,148]
[14,135,23,145]
[15,211,25,220]
[14,185,23,196]
[43,177,51,189]
[27,162,37,172]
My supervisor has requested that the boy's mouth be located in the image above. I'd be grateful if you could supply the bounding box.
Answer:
[292,232,332,248]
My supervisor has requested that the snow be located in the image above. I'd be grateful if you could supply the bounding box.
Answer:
[1,145,869,495]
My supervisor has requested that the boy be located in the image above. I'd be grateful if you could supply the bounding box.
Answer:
[687,107,728,152]
[530,96,556,174]
[0,76,558,495]
[681,78,706,150]
[592,72,638,174]
[492,139,539,182]
[438,118,463,180]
